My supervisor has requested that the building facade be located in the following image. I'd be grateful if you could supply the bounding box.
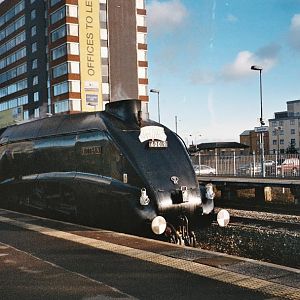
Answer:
[268,99,300,154]
[0,0,148,128]
[240,129,269,155]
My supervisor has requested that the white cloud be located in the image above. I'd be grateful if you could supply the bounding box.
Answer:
[221,48,278,81]
[189,43,280,85]
[147,0,188,36]
[288,14,300,51]
[290,14,300,30]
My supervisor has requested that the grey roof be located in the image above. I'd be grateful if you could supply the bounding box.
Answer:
[195,142,249,150]
[240,130,252,136]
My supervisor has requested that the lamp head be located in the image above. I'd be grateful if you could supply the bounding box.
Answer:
[251,65,263,71]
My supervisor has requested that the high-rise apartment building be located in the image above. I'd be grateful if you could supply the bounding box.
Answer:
[0,0,148,128]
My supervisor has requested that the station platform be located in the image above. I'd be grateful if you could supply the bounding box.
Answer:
[0,208,299,300]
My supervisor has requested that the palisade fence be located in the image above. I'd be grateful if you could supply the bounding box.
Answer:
[190,153,300,178]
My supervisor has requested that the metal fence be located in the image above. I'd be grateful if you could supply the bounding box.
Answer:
[190,153,300,178]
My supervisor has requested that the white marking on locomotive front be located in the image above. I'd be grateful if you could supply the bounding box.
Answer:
[138,126,167,142]
[170,176,179,185]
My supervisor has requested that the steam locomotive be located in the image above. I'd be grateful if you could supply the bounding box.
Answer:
[0,99,229,245]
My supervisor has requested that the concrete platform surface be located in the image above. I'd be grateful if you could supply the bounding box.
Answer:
[0,208,299,300]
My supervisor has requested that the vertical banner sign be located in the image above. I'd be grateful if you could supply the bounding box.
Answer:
[78,0,102,111]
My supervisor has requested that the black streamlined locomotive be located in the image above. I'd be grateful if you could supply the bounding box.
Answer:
[0,99,229,245]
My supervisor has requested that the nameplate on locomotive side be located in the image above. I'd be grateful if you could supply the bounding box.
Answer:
[148,140,168,148]
[81,146,102,155]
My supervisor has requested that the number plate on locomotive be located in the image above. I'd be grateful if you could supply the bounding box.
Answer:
[148,140,168,148]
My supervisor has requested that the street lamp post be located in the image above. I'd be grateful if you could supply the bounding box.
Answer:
[150,89,160,123]
[251,65,265,177]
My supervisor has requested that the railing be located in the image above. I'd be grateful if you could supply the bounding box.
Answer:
[190,153,300,178]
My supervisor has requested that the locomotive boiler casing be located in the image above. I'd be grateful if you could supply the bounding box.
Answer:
[0,100,213,237]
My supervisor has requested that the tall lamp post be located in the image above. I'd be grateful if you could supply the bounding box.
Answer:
[251,65,265,177]
[150,89,160,123]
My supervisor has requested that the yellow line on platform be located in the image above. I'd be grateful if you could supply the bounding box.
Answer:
[0,215,299,300]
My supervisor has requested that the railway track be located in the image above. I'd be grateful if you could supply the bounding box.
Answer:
[221,208,300,232]
[197,207,300,268]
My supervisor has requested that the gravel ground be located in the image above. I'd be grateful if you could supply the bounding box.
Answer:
[196,209,300,269]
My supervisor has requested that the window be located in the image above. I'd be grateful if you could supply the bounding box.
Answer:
[17,79,27,90]
[31,25,36,36]
[67,42,79,55]
[136,0,145,9]
[52,44,66,60]
[273,140,277,145]
[290,119,295,125]
[0,1,25,27]
[291,129,295,134]
[69,80,80,92]
[16,63,26,75]
[291,139,296,145]
[52,43,79,60]
[137,50,147,61]
[101,47,108,58]
[52,62,80,78]
[279,120,284,126]
[101,65,108,76]
[32,59,37,69]
[67,24,78,36]
[34,91,39,102]
[70,99,81,111]
[32,42,37,53]
[32,76,38,85]
[51,25,66,42]
[280,139,284,145]
[137,15,146,27]
[52,63,67,78]
[66,5,78,18]
[51,0,61,6]
[34,108,40,118]
[23,110,29,120]
[0,79,27,98]
[52,63,68,78]
[51,6,65,24]
[0,16,25,42]
[31,9,36,20]
[0,31,26,56]
[68,61,80,74]
[138,67,147,78]
[54,99,69,113]
[53,81,68,96]
[137,33,146,44]
[102,83,109,94]
[138,84,147,96]
[100,29,108,40]
[100,11,107,22]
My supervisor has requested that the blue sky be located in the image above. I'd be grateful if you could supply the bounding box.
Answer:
[146,0,300,145]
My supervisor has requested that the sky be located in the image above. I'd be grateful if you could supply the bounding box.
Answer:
[145,0,300,145]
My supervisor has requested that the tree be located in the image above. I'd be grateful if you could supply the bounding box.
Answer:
[286,142,298,154]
